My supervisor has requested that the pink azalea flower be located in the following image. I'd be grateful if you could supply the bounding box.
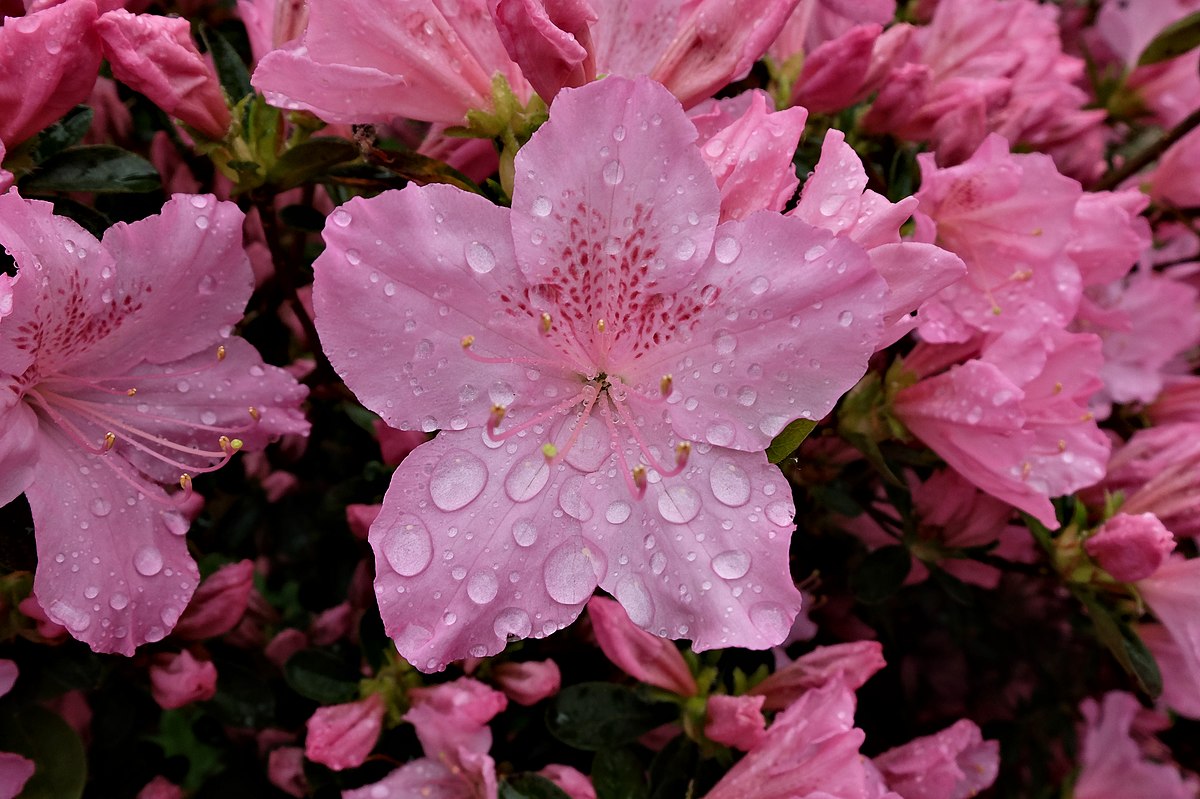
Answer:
[148,649,218,709]
[0,141,11,195]
[136,776,184,799]
[1074,691,1199,799]
[750,640,885,711]
[894,325,1111,526]
[236,0,308,66]
[1085,512,1175,583]
[588,595,697,696]
[873,719,999,799]
[539,765,597,799]
[0,660,35,799]
[788,22,882,114]
[267,746,308,797]
[1137,558,1200,717]
[313,77,892,671]
[0,0,102,148]
[0,191,309,654]
[705,693,767,750]
[1099,423,1200,539]
[1140,623,1200,719]
[492,658,561,705]
[96,10,232,139]
[171,559,255,640]
[305,693,386,771]
[767,0,895,64]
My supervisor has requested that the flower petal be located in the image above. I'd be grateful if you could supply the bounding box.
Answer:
[371,432,599,672]
[630,213,886,452]
[314,184,580,434]
[510,76,720,303]
[0,392,38,506]
[26,425,198,655]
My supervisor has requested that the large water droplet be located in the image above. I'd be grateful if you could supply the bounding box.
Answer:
[819,194,847,216]
[49,600,90,632]
[133,547,164,577]
[705,422,735,446]
[331,209,352,227]
[494,607,532,639]
[605,500,631,524]
[543,538,602,605]
[505,455,550,502]
[109,593,129,610]
[558,475,593,521]
[602,160,625,185]
[713,330,736,355]
[615,575,653,626]
[467,570,499,604]
[749,601,791,641]
[381,516,433,576]
[709,460,751,507]
[512,518,538,547]
[765,500,794,527]
[90,498,112,517]
[465,241,496,273]
[658,485,701,524]
[531,196,552,217]
[650,551,667,575]
[712,549,751,579]
[429,450,487,511]
[838,310,853,327]
[714,237,741,264]
[675,238,697,260]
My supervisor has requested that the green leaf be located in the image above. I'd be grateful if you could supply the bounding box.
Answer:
[765,418,817,463]
[31,106,94,164]
[147,709,225,792]
[199,24,252,101]
[593,749,648,799]
[0,706,87,799]
[547,683,677,751]
[851,545,912,604]
[499,774,574,799]
[1137,11,1200,65]
[208,659,276,727]
[22,146,160,194]
[283,649,361,704]
[270,138,361,190]
[648,735,699,799]
[1080,592,1163,697]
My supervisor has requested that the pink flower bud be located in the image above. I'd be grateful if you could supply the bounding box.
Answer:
[490,0,597,103]
[95,10,231,139]
[874,719,999,799]
[373,420,427,465]
[538,764,597,799]
[268,746,309,797]
[1085,513,1175,582]
[136,776,184,799]
[791,23,881,114]
[305,694,386,771]
[149,650,218,710]
[309,602,353,647]
[346,503,381,540]
[265,628,309,667]
[173,560,255,640]
[493,660,561,706]
[705,694,767,751]
[750,641,886,711]
[587,597,697,697]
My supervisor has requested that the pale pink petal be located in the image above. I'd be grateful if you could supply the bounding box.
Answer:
[406,677,507,758]
[314,184,579,436]
[705,693,767,750]
[631,213,886,452]
[510,76,720,296]
[26,425,198,654]
[0,0,102,146]
[370,432,595,671]
[652,0,802,108]
[493,659,561,705]
[589,0,682,77]
[873,719,999,799]
[791,129,870,237]
[539,765,596,799]
[587,596,697,695]
[751,641,886,711]
[305,694,385,771]
[148,649,218,709]
[1075,691,1197,799]
[252,0,527,125]
[342,759,472,799]
[867,242,966,334]
[0,660,16,697]
[791,23,880,114]
[0,752,35,799]
[1140,623,1200,719]
[1068,190,1150,287]
[490,0,597,102]
[585,442,804,652]
[172,559,254,639]
[697,91,807,222]
[0,397,38,506]
[0,141,11,194]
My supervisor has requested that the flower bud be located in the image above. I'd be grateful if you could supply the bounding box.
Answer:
[268,746,309,797]
[587,597,697,697]
[136,776,184,799]
[493,660,561,706]
[305,694,386,771]
[1085,513,1175,582]
[149,650,218,710]
[173,560,254,640]
[705,694,766,751]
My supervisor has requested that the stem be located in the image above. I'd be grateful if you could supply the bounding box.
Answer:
[1095,105,1200,191]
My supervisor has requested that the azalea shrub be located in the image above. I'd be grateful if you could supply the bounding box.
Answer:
[3,0,1200,797]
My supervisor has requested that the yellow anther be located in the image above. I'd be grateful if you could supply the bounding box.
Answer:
[675,441,691,467]
[539,312,552,333]
[219,436,243,453]
[248,406,261,421]
[542,443,558,461]
[179,473,192,490]
[991,305,1002,316]
[632,465,647,490]
[1057,439,1067,452]
[461,335,476,349]
[1053,381,1063,394]
[103,432,116,451]
[216,345,226,361]
[126,388,137,396]
[1080,411,1095,422]
[489,404,507,425]
[660,374,673,397]
[596,318,607,333]
[219,435,231,452]
[1011,269,1032,281]
[1021,462,1032,478]
[1032,228,1043,236]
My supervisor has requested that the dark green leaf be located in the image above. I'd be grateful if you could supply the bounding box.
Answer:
[32,106,94,163]
[765,418,817,463]
[500,775,573,799]
[208,659,276,727]
[593,748,648,799]
[648,735,698,799]
[284,649,361,704]
[547,683,677,751]
[1080,592,1163,697]
[22,146,160,193]
[1137,11,1200,65]
[147,709,225,792]
[851,545,912,604]
[199,24,252,101]
[0,706,87,799]
[271,138,361,190]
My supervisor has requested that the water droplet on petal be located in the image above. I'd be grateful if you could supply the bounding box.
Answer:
[467,570,499,604]
[109,593,129,610]
[494,607,532,639]
[765,500,794,527]
[675,238,696,260]
[381,516,433,576]
[90,498,112,517]
[709,460,751,507]
[49,600,90,632]
[605,500,631,524]
[658,486,701,524]
[134,547,163,577]
[602,160,625,185]
[712,550,751,579]
[650,551,667,575]
[531,196,552,217]
[558,475,593,521]
[749,601,791,641]
[615,575,653,626]
[505,455,550,502]
[804,244,826,261]
[543,538,603,605]
[714,237,741,264]
[612,125,626,141]
[713,330,736,355]
[705,422,735,446]
[331,209,352,227]
[200,411,218,425]
[465,241,496,273]
[838,310,853,327]
[429,450,487,511]
[512,518,538,547]
[84,585,99,599]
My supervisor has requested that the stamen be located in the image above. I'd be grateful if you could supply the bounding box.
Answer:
[487,389,591,443]
[674,441,691,470]
[461,335,476,350]
[660,374,673,398]
[631,465,648,499]
[218,436,244,455]
[179,473,193,497]
[544,386,600,466]
[104,431,116,451]
[598,396,646,500]
[248,406,261,421]
[216,345,226,361]
[608,396,688,478]
[596,318,607,333]
[460,334,566,369]
[542,443,558,462]
[127,388,137,396]
[487,404,507,438]
[539,313,552,334]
